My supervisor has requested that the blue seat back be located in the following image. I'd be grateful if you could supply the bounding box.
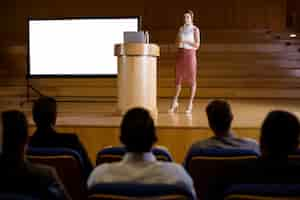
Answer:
[288,149,300,161]
[88,183,194,200]
[26,147,87,200]
[184,148,259,200]
[0,194,40,200]
[224,184,300,200]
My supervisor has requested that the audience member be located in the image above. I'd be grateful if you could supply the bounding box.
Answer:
[188,100,259,153]
[0,110,70,200]
[29,96,93,179]
[87,107,196,199]
[234,110,300,183]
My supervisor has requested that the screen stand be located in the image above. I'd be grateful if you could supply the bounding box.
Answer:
[20,78,44,106]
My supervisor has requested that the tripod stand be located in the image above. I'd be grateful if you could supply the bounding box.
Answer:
[20,77,44,106]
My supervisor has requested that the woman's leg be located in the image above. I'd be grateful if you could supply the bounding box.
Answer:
[186,83,196,113]
[174,84,182,101]
[169,84,182,112]
[186,49,197,114]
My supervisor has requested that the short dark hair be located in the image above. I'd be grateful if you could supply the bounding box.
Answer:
[260,110,300,157]
[120,108,157,153]
[206,100,233,134]
[32,96,57,127]
[1,110,28,154]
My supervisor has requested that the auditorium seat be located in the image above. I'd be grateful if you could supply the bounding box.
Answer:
[288,149,300,161]
[88,183,194,200]
[224,184,300,200]
[26,147,88,200]
[184,148,259,200]
[96,146,173,165]
[0,194,40,200]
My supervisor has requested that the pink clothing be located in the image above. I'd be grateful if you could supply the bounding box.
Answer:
[175,48,197,86]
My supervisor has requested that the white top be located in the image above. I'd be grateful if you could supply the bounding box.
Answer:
[178,24,200,50]
[87,152,196,199]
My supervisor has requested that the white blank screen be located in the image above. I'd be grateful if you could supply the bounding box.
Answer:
[29,18,139,76]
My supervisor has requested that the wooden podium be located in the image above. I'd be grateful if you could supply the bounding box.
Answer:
[114,43,160,117]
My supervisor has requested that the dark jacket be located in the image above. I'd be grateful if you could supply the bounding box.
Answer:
[233,157,300,183]
[0,156,70,200]
[29,127,93,179]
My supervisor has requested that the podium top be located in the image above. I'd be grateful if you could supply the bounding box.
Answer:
[114,43,159,57]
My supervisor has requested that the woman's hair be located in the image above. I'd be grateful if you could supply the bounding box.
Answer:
[185,10,194,21]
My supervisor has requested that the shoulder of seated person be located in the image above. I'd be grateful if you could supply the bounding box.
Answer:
[91,163,112,174]
[26,162,57,180]
[156,161,184,170]
[190,138,211,147]
[27,161,53,172]
[242,137,258,144]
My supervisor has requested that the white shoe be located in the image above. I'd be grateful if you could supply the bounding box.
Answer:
[185,104,193,114]
[168,101,179,113]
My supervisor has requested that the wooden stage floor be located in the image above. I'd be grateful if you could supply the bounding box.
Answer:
[2,98,300,163]
[7,98,300,128]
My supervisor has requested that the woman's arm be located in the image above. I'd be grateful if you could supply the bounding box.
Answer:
[182,27,200,49]
[176,27,183,47]
[194,27,200,49]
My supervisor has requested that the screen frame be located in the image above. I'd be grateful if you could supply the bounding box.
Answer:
[27,16,141,78]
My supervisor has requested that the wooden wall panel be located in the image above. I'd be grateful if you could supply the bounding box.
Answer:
[233,1,266,29]
[265,0,287,31]
[1,0,17,45]
[143,0,287,30]
[297,2,300,31]
[1,0,288,44]
[287,0,300,31]
[1,0,297,99]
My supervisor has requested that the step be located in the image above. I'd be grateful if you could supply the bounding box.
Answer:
[158,68,300,78]
[158,77,300,88]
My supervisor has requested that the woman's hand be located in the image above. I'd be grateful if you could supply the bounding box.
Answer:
[182,28,200,49]
[182,40,198,48]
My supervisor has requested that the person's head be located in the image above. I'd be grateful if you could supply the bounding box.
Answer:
[120,107,157,153]
[1,110,28,158]
[32,96,57,128]
[260,110,300,158]
[184,10,194,25]
[206,100,233,136]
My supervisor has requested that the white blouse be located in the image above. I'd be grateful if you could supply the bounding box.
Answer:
[178,24,200,50]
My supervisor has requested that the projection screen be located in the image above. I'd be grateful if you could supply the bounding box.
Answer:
[28,17,140,77]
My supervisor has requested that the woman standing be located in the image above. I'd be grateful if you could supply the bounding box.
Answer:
[169,10,200,114]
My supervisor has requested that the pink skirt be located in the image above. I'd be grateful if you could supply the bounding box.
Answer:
[175,48,197,86]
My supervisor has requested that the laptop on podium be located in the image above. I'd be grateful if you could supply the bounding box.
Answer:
[124,31,148,43]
